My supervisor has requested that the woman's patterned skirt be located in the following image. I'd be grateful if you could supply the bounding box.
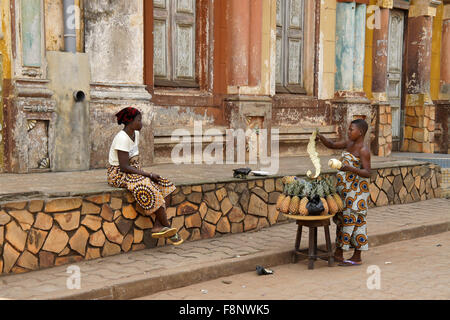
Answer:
[107,156,176,214]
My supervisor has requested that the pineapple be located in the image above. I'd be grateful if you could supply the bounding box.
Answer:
[276,183,288,210]
[316,182,329,216]
[282,176,296,185]
[323,178,339,215]
[298,181,311,216]
[327,176,344,212]
[280,183,293,213]
[289,180,303,215]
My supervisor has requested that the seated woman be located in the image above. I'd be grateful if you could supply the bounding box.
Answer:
[107,107,183,245]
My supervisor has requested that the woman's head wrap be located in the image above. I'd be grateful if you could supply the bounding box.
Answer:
[115,107,141,125]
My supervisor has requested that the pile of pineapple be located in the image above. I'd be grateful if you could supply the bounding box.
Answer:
[276,176,344,216]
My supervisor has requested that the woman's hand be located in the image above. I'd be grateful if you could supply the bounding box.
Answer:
[148,172,161,182]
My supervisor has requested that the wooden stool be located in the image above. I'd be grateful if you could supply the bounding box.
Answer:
[284,214,334,270]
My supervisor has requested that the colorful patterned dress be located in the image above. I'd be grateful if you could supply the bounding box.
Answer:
[107,156,176,214]
[333,151,370,251]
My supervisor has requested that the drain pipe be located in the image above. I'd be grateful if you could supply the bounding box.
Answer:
[63,0,76,53]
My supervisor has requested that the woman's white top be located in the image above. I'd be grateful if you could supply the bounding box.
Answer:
[108,130,140,166]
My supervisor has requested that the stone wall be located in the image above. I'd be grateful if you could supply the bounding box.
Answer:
[0,163,442,275]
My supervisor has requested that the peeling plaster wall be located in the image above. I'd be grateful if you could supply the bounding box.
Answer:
[84,0,144,84]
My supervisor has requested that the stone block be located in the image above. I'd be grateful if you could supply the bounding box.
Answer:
[122,205,137,219]
[369,183,380,203]
[264,179,275,193]
[45,198,82,213]
[399,187,408,202]
[102,240,121,257]
[185,213,202,229]
[228,206,245,223]
[376,190,388,207]
[256,180,264,188]
[275,178,284,192]
[240,189,250,212]
[9,210,34,231]
[68,226,89,256]
[29,200,44,213]
[201,222,216,239]
[187,192,203,204]
[133,228,144,243]
[190,228,201,241]
[103,222,124,244]
[404,174,415,193]
[81,202,101,215]
[54,211,80,231]
[248,194,268,217]
[166,207,176,219]
[204,192,220,211]
[257,218,269,230]
[3,243,21,273]
[26,228,48,254]
[408,140,423,153]
[251,187,269,202]
[110,197,123,210]
[244,215,259,231]
[89,230,106,247]
[34,212,53,230]
[0,226,3,247]
[6,220,28,252]
[86,194,111,204]
[192,185,202,193]
[171,216,184,230]
[205,208,222,224]
[0,210,11,226]
[231,222,243,234]
[268,205,279,225]
[182,186,192,195]
[121,234,134,252]
[81,215,102,231]
[86,247,101,260]
[202,184,216,192]
[215,188,228,202]
[4,201,27,210]
[216,217,231,234]
[412,128,425,142]
[125,192,135,203]
[393,175,403,194]
[171,192,186,206]
[221,198,233,215]
[199,202,208,219]
[177,202,199,216]
[115,216,133,236]
[100,204,114,222]
[39,251,55,268]
[42,225,69,254]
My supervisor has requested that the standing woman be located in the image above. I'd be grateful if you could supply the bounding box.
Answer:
[107,107,183,245]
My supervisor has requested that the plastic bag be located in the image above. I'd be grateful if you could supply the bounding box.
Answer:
[306,195,324,216]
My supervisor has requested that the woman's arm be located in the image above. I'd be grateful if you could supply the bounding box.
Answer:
[340,147,371,178]
[317,133,347,150]
[118,151,160,180]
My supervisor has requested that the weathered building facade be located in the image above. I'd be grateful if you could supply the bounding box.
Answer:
[0,0,449,173]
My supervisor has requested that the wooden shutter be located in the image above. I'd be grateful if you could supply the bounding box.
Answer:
[154,0,197,87]
[276,0,305,94]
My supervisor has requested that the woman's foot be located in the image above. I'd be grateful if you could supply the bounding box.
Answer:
[167,232,184,246]
[333,248,344,263]
[151,226,177,238]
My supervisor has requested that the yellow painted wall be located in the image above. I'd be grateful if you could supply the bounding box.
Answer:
[0,0,12,171]
[430,3,443,101]
[319,0,336,99]
[363,0,377,100]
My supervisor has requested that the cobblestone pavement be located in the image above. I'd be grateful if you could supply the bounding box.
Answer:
[139,231,450,300]
[0,198,448,300]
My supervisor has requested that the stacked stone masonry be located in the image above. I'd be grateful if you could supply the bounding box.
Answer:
[376,105,393,157]
[403,105,436,153]
[0,164,442,275]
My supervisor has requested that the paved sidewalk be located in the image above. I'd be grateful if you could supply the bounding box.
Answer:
[0,198,449,300]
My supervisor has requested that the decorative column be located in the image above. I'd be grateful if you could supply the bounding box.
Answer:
[371,0,393,156]
[402,0,438,153]
[434,1,450,153]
